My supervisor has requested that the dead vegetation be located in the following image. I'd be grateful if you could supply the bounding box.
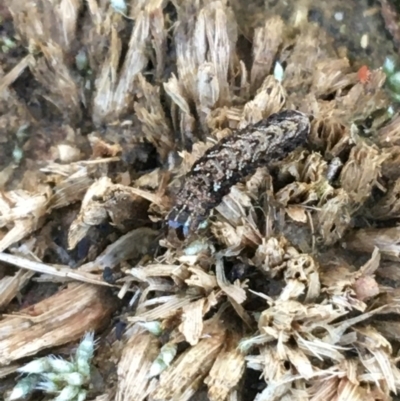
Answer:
[1,0,400,400]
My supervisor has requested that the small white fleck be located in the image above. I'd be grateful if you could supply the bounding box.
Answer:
[213,183,221,192]
[384,57,396,76]
[12,146,23,164]
[334,12,344,21]
[360,34,368,49]
[75,49,88,71]
[138,321,162,336]
[198,220,209,230]
[273,61,284,82]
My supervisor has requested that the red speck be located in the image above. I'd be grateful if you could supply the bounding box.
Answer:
[357,65,371,84]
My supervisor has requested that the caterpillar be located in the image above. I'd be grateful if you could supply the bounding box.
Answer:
[167,110,311,237]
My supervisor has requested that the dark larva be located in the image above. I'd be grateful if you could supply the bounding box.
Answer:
[167,109,311,237]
